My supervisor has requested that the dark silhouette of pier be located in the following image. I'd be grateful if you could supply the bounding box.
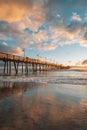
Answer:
[0,52,69,75]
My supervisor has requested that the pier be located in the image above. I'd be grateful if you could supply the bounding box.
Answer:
[0,52,69,75]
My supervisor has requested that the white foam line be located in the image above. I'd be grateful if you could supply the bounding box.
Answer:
[0,76,48,83]
[0,76,87,85]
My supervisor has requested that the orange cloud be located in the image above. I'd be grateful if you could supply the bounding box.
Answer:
[33,31,48,42]
[1,0,87,52]
[0,3,27,22]
[75,61,82,66]
[0,1,46,25]
[0,42,23,55]
[79,38,87,47]
[82,59,87,65]
[43,43,57,50]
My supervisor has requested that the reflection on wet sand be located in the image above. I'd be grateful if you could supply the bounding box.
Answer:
[0,82,28,100]
[0,82,87,130]
[0,82,40,99]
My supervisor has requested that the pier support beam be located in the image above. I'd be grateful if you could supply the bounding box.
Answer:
[14,62,19,75]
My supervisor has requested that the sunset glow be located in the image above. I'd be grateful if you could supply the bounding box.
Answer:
[0,0,87,66]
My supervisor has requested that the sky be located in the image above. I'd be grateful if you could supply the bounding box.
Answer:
[0,0,87,66]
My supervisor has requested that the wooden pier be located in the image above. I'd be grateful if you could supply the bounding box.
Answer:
[0,52,69,75]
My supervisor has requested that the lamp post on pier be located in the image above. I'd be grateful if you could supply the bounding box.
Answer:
[23,48,25,57]
[45,57,46,62]
[37,54,39,60]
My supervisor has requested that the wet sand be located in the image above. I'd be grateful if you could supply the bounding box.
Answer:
[0,81,87,130]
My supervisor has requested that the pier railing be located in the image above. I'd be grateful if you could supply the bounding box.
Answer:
[0,51,70,75]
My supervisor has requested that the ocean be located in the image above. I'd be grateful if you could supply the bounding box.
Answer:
[0,70,87,130]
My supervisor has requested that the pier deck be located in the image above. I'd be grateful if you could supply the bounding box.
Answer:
[0,52,69,75]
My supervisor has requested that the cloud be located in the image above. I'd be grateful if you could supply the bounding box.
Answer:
[75,61,82,66]
[0,0,33,22]
[84,14,87,22]
[0,0,47,34]
[71,13,81,22]
[82,59,87,65]
[75,59,87,66]
[1,0,87,53]
[79,38,87,47]
[0,21,24,35]
[46,0,87,10]
[42,43,57,51]
[0,0,86,24]
[48,21,81,47]
[0,42,23,55]
[32,30,48,43]
[64,21,82,43]
[0,33,12,41]
[0,0,46,28]
[78,22,87,47]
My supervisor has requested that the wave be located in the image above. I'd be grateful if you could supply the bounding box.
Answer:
[0,76,87,85]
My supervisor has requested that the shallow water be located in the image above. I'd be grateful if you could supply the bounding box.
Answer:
[0,70,87,130]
